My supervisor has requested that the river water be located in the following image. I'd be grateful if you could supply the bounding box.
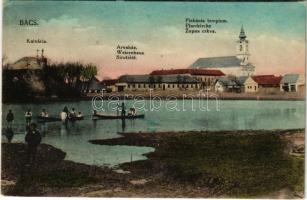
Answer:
[2,100,305,167]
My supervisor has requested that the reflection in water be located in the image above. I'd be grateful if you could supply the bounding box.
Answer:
[121,119,126,132]
[1,100,304,166]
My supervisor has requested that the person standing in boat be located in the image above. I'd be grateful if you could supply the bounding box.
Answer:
[121,102,126,117]
[60,109,68,124]
[63,106,69,115]
[25,109,32,125]
[6,109,14,128]
[25,123,42,164]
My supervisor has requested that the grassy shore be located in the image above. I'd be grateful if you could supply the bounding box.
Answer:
[2,129,304,197]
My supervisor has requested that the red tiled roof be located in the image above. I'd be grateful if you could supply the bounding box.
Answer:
[102,79,118,85]
[252,75,282,86]
[150,69,225,76]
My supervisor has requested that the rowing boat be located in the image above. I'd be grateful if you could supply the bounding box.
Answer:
[93,113,145,120]
[37,116,61,123]
[37,116,84,123]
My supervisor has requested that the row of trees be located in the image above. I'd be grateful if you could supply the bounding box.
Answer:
[2,62,98,102]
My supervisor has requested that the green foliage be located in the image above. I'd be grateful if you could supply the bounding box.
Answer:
[158,133,304,197]
[81,63,97,81]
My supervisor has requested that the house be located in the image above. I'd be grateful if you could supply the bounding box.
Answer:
[189,26,255,76]
[214,77,239,93]
[150,68,225,90]
[280,74,305,92]
[80,77,105,94]
[214,76,258,93]
[101,79,118,92]
[236,76,258,93]
[252,75,282,93]
[117,74,200,92]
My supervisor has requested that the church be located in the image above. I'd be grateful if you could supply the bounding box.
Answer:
[189,26,255,76]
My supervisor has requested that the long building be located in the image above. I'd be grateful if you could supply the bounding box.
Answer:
[150,68,225,91]
[116,74,201,92]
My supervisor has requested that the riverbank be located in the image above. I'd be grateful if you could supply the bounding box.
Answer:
[3,90,305,103]
[91,129,304,198]
[2,129,304,197]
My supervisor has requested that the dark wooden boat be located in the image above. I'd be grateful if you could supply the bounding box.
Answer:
[68,116,84,121]
[37,116,61,123]
[37,116,84,123]
[93,113,145,120]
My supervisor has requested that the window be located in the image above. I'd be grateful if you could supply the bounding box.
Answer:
[172,84,175,88]
[144,84,146,88]
[138,84,141,88]
[168,84,170,88]
[128,85,130,88]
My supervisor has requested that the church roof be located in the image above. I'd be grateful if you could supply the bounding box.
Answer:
[189,56,242,69]
[239,25,246,40]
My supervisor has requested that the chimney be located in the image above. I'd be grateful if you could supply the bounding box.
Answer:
[36,49,39,59]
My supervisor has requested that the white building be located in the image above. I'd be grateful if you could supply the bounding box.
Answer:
[189,26,255,76]
[280,74,305,92]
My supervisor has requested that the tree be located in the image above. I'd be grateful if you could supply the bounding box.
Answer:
[81,63,97,81]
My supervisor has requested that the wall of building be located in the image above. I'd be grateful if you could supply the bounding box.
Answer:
[258,86,280,94]
[122,83,200,92]
[243,77,258,93]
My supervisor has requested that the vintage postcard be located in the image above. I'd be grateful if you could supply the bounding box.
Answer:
[1,0,306,198]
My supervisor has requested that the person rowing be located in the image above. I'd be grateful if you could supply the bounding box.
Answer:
[77,112,83,118]
[69,108,77,118]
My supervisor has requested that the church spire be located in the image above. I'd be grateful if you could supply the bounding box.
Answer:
[239,25,246,40]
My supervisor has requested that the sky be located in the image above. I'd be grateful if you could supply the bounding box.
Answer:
[3,1,306,79]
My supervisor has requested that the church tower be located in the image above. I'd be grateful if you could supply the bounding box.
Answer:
[236,25,249,65]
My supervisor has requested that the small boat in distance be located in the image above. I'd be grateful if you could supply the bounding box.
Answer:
[93,112,145,120]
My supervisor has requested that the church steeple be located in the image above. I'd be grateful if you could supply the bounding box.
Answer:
[236,25,249,65]
[239,25,246,40]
